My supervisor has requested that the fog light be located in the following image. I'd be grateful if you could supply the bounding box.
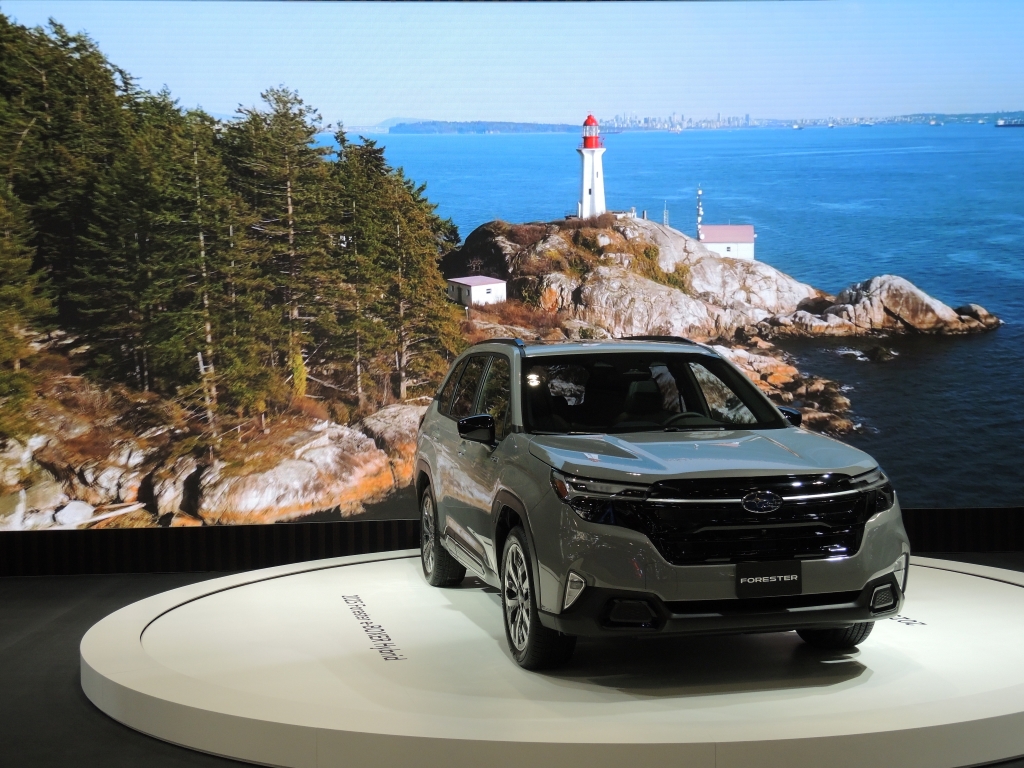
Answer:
[892,554,909,593]
[871,585,895,612]
[563,572,586,610]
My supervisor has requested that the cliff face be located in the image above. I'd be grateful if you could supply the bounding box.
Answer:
[0,370,426,531]
[443,217,1000,342]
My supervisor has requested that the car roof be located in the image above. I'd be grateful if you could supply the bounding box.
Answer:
[466,338,718,359]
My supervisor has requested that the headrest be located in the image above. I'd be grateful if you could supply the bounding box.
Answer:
[624,380,662,414]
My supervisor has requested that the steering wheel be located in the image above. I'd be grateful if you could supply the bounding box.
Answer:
[662,411,715,426]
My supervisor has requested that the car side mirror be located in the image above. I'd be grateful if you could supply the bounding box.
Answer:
[778,406,802,427]
[458,414,496,444]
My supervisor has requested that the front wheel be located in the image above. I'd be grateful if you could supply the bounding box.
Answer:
[501,527,576,670]
[420,486,465,587]
[797,622,874,650]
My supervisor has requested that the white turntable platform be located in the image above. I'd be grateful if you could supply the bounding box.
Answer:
[81,552,1024,768]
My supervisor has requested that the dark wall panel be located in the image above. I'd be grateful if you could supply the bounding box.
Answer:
[902,507,1024,554]
[0,519,420,577]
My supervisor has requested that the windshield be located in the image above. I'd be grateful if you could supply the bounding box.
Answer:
[521,352,786,434]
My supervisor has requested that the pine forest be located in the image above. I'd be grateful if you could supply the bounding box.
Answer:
[1,15,464,445]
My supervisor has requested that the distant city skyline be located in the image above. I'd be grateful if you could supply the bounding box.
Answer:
[3,1,1022,127]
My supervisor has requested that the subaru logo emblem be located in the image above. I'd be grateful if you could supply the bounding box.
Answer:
[741,490,783,514]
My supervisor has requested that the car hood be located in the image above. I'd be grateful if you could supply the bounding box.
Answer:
[527,428,876,482]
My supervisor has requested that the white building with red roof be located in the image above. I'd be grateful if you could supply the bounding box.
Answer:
[446,275,507,307]
[699,224,756,260]
[695,188,757,260]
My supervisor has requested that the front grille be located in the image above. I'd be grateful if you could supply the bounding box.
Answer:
[581,474,877,565]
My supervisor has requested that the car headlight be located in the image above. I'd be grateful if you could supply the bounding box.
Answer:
[551,469,648,522]
[844,467,896,513]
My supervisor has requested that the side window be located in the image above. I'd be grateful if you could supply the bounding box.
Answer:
[478,356,512,440]
[689,362,757,425]
[436,359,466,414]
[449,356,489,419]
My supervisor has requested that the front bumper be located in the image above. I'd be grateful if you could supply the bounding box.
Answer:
[538,573,903,637]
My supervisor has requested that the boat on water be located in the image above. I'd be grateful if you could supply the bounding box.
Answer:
[996,118,1024,128]
[791,123,803,130]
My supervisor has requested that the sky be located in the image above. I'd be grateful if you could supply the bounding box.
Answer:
[3,1,1023,127]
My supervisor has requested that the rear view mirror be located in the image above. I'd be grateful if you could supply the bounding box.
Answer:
[778,406,803,427]
[458,414,496,444]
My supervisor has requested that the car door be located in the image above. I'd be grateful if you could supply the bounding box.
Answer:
[437,354,490,567]
[458,354,514,569]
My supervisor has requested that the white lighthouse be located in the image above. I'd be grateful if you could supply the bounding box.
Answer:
[577,114,607,219]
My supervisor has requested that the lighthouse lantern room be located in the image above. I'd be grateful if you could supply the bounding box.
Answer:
[577,115,607,219]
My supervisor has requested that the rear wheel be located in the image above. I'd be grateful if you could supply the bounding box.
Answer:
[501,527,576,670]
[797,622,874,650]
[420,486,465,587]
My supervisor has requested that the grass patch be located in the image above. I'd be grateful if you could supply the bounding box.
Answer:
[631,245,690,292]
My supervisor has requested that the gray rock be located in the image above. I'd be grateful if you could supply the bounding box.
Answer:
[55,500,95,527]
[24,477,67,512]
[955,303,1002,329]
[0,490,27,530]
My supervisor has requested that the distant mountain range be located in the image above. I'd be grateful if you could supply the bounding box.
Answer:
[378,112,1024,134]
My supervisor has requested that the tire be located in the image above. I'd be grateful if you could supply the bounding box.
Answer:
[420,486,465,587]
[797,621,874,650]
[501,527,576,670]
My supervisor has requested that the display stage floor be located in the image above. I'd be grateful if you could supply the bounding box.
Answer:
[81,552,1024,768]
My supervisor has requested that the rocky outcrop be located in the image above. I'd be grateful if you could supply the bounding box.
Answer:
[573,266,751,339]
[445,218,999,343]
[0,375,428,531]
[198,423,396,525]
[357,404,430,488]
[763,276,1004,336]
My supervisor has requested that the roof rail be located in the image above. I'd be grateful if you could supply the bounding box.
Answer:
[620,335,700,345]
[484,337,528,349]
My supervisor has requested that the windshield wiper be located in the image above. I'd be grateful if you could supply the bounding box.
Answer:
[530,430,598,435]
[663,425,726,432]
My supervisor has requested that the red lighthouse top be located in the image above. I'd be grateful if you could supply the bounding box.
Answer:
[582,114,602,148]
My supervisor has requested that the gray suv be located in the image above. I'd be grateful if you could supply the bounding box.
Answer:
[415,338,909,669]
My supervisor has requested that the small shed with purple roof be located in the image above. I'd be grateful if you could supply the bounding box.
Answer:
[446,275,507,307]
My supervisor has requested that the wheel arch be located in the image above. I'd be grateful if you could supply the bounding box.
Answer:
[415,459,433,502]
[492,490,543,603]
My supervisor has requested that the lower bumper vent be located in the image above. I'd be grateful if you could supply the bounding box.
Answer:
[606,599,657,627]
[871,584,896,612]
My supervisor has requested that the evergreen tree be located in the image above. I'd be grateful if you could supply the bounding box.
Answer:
[332,135,463,404]
[383,172,463,400]
[0,16,134,323]
[225,88,332,402]
[328,135,394,408]
[0,186,51,438]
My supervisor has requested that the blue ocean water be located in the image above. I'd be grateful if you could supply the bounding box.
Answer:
[374,126,1024,508]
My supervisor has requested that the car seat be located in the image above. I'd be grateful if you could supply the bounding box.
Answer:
[615,380,665,424]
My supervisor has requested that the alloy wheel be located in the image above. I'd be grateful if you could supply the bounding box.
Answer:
[503,540,531,652]
[421,494,435,576]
